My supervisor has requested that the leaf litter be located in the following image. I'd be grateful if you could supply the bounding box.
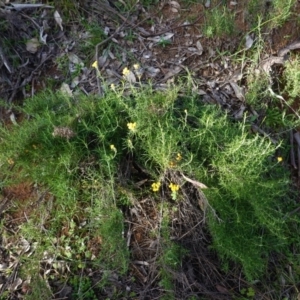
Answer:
[1,0,300,299]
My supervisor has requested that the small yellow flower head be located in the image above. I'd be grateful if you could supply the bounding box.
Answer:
[169,183,180,192]
[92,60,99,70]
[133,63,143,80]
[277,156,283,162]
[110,144,117,152]
[151,182,161,192]
[169,161,176,168]
[176,153,182,161]
[122,67,130,76]
[110,83,115,91]
[7,158,14,165]
[127,122,137,132]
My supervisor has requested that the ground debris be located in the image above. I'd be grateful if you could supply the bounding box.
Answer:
[1,1,300,299]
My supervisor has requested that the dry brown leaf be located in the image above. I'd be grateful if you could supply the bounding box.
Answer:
[245,34,254,49]
[205,0,211,8]
[26,38,40,54]
[196,40,203,55]
[229,69,243,82]
[123,69,136,83]
[0,263,8,271]
[216,284,229,294]
[71,77,80,88]
[9,112,18,125]
[60,83,73,97]
[68,53,84,73]
[233,104,246,120]
[169,1,180,13]
[278,40,300,57]
[161,66,181,82]
[5,3,53,10]
[9,278,22,292]
[169,1,180,9]
[54,10,63,31]
[147,32,174,43]
[260,56,285,73]
[145,66,160,78]
[0,47,12,73]
[229,81,244,101]
[98,55,108,68]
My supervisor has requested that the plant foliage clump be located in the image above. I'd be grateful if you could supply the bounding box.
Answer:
[0,84,298,285]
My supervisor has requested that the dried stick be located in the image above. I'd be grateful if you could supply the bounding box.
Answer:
[251,124,278,144]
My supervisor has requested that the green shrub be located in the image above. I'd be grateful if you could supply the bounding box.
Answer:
[0,82,298,284]
[181,103,293,280]
[204,6,235,38]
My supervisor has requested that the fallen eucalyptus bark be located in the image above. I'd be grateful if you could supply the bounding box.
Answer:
[278,40,300,57]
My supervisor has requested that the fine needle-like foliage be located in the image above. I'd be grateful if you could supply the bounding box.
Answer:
[0,82,299,287]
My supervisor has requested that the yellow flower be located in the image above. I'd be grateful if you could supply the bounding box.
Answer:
[176,153,182,161]
[169,183,179,192]
[92,61,99,70]
[7,158,14,165]
[127,122,137,132]
[133,64,140,70]
[151,182,161,192]
[277,156,283,162]
[110,83,115,91]
[122,67,130,76]
[110,144,117,152]
[169,161,176,168]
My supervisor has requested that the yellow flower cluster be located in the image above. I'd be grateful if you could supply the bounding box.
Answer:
[122,67,130,76]
[123,64,140,74]
[92,60,100,76]
[122,64,143,82]
[176,153,182,161]
[169,153,182,168]
[7,158,14,165]
[151,182,161,192]
[127,122,137,132]
[151,182,180,195]
[277,156,283,162]
[133,64,140,70]
[92,61,98,69]
[169,183,179,192]
[169,161,176,168]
